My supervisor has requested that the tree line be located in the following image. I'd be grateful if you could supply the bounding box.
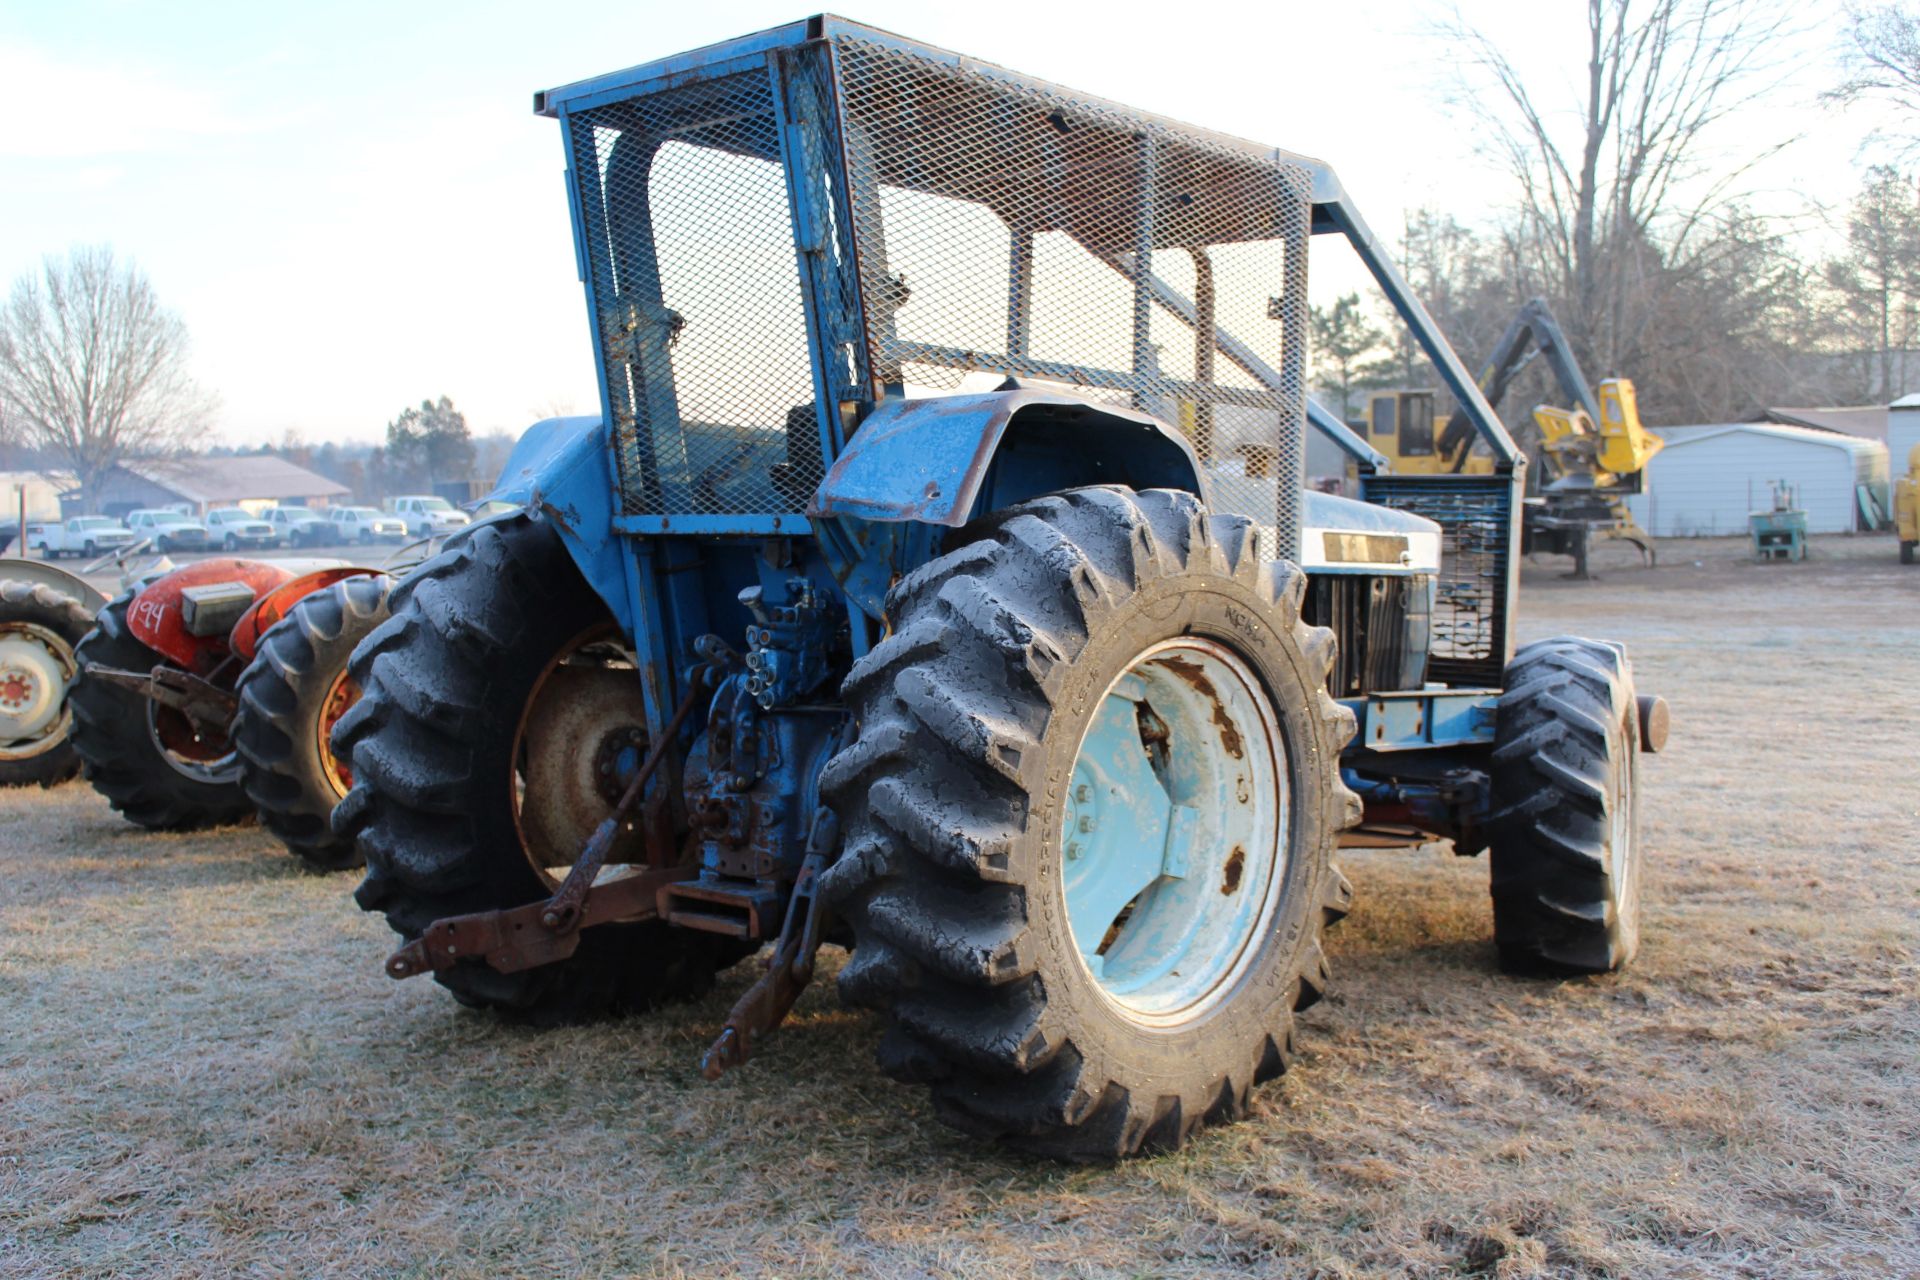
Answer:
[9,2,1920,488]
[1310,2,1920,429]
[0,247,491,503]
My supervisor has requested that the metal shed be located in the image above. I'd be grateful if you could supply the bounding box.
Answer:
[1890,394,1920,474]
[1625,422,1890,536]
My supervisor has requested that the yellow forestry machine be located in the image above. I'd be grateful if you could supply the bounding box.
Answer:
[1898,441,1918,564]
[1361,299,1663,578]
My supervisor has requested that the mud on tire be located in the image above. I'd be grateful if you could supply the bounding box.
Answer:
[0,580,96,787]
[1487,636,1643,974]
[233,575,392,872]
[821,487,1359,1159]
[69,593,254,831]
[333,513,749,1022]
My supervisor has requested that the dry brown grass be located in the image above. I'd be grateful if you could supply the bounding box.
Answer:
[5,534,1918,1278]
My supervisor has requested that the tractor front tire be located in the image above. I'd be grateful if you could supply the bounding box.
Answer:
[1487,636,1644,974]
[822,487,1358,1159]
[69,594,253,830]
[233,575,392,872]
[0,580,96,787]
[334,514,748,1022]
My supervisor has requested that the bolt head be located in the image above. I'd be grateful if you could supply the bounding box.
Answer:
[1075,783,1091,803]
[1065,841,1081,860]
[1078,814,1095,833]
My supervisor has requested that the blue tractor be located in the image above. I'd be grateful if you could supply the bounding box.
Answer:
[337,17,1667,1158]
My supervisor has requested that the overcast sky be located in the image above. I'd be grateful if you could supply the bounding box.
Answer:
[0,0,1882,447]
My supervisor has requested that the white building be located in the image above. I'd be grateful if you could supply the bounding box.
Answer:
[0,470,75,523]
[1891,394,1920,477]
[1626,423,1889,537]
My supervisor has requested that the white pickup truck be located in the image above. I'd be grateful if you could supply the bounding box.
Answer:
[388,495,471,537]
[32,516,139,560]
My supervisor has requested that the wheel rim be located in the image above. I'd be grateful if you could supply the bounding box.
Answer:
[1611,705,1640,944]
[509,625,652,890]
[145,699,240,783]
[1061,636,1288,1028]
[315,669,360,796]
[0,622,77,760]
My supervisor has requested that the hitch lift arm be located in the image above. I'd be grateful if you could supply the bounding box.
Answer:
[383,662,715,979]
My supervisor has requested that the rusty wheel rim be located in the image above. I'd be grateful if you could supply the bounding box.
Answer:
[146,698,241,784]
[316,669,360,797]
[509,624,653,891]
[1060,637,1288,1028]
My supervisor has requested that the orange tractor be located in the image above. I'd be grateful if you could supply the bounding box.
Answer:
[69,558,393,871]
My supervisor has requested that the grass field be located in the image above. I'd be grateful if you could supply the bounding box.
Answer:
[4,535,1917,1278]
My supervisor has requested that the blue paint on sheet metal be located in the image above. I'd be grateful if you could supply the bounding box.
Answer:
[812,389,1206,527]
[1062,690,1174,970]
[1342,689,1498,752]
[483,415,637,637]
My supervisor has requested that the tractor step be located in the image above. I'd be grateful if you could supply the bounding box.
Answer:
[658,879,779,939]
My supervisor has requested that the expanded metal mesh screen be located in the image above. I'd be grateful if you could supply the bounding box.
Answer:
[568,72,825,516]
[564,33,1316,539]
[1361,475,1511,688]
[832,37,1314,556]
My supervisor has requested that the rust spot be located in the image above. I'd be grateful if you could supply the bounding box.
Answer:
[1222,846,1245,895]
[1160,655,1243,759]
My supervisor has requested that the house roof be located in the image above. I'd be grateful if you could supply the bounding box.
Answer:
[1747,405,1888,442]
[119,455,349,503]
[1659,422,1885,457]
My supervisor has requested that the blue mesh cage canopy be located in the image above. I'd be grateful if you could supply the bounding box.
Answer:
[545,16,1313,557]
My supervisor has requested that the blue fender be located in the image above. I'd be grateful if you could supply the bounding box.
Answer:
[808,387,1208,526]
[484,415,635,630]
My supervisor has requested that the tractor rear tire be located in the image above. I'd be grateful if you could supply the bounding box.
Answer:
[821,487,1359,1159]
[0,580,96,787]
[69,593,254,831]
[1487,636,1644,974]
[333,514,750,1022]
[233,575,392,872]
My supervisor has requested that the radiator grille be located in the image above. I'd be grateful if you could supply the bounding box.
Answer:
[1305,574,1432,696]
[1359,476,1512,687]
[568,71,824,516]
[831,37,1313,558]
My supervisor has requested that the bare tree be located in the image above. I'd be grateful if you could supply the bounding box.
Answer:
[0,246,215,504]
[1444,0,1800,380]
[1819,167,1920,399]
[1833,5,1920,152]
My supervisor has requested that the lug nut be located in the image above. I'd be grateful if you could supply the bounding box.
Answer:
[1075,783,1091,803]
[1078,815,1095,833]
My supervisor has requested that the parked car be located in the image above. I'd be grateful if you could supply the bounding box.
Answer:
[389,495,471,537]
[265,506,334,548]
[34,516,138,560]
[328,506,407,545]
[204,507,278,551]
[124,509,211,554]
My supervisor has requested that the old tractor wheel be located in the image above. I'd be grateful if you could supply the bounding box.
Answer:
[0,580,96,787]
[232,575,393,872]
[1487,636,1644,974]
[333,514,750,1022]
[68,593,254,831]
[821,487,1359,1159]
